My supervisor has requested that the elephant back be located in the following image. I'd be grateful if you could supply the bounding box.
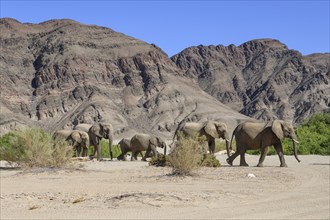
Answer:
[181,122,203,137]
[130,134,150,151]
[53,129,72,140]
[73,124,92,133]
[119,138,131,151]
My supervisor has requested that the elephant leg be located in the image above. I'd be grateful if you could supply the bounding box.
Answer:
[274,144,287,167]
[226,151,240,166]
[82,148,88,157]
[257,147,269,167]
[142,148,152,161]
[131,151,137,161]
[89,137,102,160]
[117,153,124,161]
[96,142,103,161]
[208,139,215,155]
[76,145,82,157]
[239,151,249,166]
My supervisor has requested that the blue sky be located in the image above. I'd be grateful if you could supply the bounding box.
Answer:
[1,1,329,57]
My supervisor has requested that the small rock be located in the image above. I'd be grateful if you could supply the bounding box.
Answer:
[247,173,256,178]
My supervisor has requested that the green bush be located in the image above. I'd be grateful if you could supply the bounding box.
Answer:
[88,140,121,159]
[0,128,73,167]
[293,112,330,155]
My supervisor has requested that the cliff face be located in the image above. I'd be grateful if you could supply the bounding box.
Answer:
[172,39,330,124]
[0,18,249,137]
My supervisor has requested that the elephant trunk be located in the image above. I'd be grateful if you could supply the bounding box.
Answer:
[225,139,230,157]
[162,142,167,156]
[292,139,301,163]
[223,132,231,157]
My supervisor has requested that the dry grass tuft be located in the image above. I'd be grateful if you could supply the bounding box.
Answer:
[168,134,206,176]
[0,128,73,168]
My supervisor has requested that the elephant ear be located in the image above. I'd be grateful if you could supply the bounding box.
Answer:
[149,136,158,147]
[90,124,103,138]
[204,121,218,139]
[71,131,82,143]
[272,120,284,140]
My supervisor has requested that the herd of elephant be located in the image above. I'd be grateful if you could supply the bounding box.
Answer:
[53,119,301,167]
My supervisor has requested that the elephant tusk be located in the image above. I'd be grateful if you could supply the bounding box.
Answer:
[225,139,230,142]
[292,139,299,144]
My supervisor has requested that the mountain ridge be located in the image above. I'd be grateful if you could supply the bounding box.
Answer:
[0,18,329,139]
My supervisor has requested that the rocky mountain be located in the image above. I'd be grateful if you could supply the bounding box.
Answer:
[0,18,249,138]
[172,39,330,124]
[1,18,329,139]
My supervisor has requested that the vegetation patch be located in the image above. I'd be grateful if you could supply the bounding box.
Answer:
[150,134,221,175]
[88,140,121,159]
[149,154,170,167]
[0,128,73,168]
[199,154,221,167]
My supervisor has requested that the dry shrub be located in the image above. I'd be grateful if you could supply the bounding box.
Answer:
[199,154,221,167]
[0,128,73,168]
[149,154,169,167]
[168,134,206,175]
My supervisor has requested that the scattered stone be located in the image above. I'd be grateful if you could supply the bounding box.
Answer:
[247,173,256,178]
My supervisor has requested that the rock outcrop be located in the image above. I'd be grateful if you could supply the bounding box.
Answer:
[0,18,249,138]
[171,39,330,124]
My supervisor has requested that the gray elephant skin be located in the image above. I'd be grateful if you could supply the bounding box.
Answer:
[88,122,114,161]
[173,120,230,156]
[116,138,139,160]
[130,134,166,161]
[54,129,90,157]
[73,123,92,133]
[226,120,301,167]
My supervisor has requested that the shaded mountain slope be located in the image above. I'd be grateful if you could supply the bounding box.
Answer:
[172,39,330,124]
[0,18,249,138]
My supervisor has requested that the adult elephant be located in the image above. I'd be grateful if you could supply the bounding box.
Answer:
[130,134,166,161]
[117,138,144,161]
[54,130,90,157]
[73,123,92,133]
[173,120,230,156]
[88,122,114,161]
[226,120,301,167]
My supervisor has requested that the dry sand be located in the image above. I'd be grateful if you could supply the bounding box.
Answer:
[1,154,329,220]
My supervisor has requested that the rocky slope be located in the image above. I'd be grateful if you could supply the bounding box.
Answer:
[172,39,330,124]
[0,18,249,138]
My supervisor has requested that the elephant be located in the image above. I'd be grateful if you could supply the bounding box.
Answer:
[53,129,90,157]
[88,122,114,161]
[226,120,301,167]
[73,123,92,133]
[130,134,167,161]
[173,120,230,156]
[116,138,144,161]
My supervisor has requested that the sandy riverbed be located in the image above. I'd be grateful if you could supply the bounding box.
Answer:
[1,154,329,219]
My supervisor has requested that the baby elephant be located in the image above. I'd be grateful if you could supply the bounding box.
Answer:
[117,138,153,161]
[54,130,90,157]
[130,134,167,161]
